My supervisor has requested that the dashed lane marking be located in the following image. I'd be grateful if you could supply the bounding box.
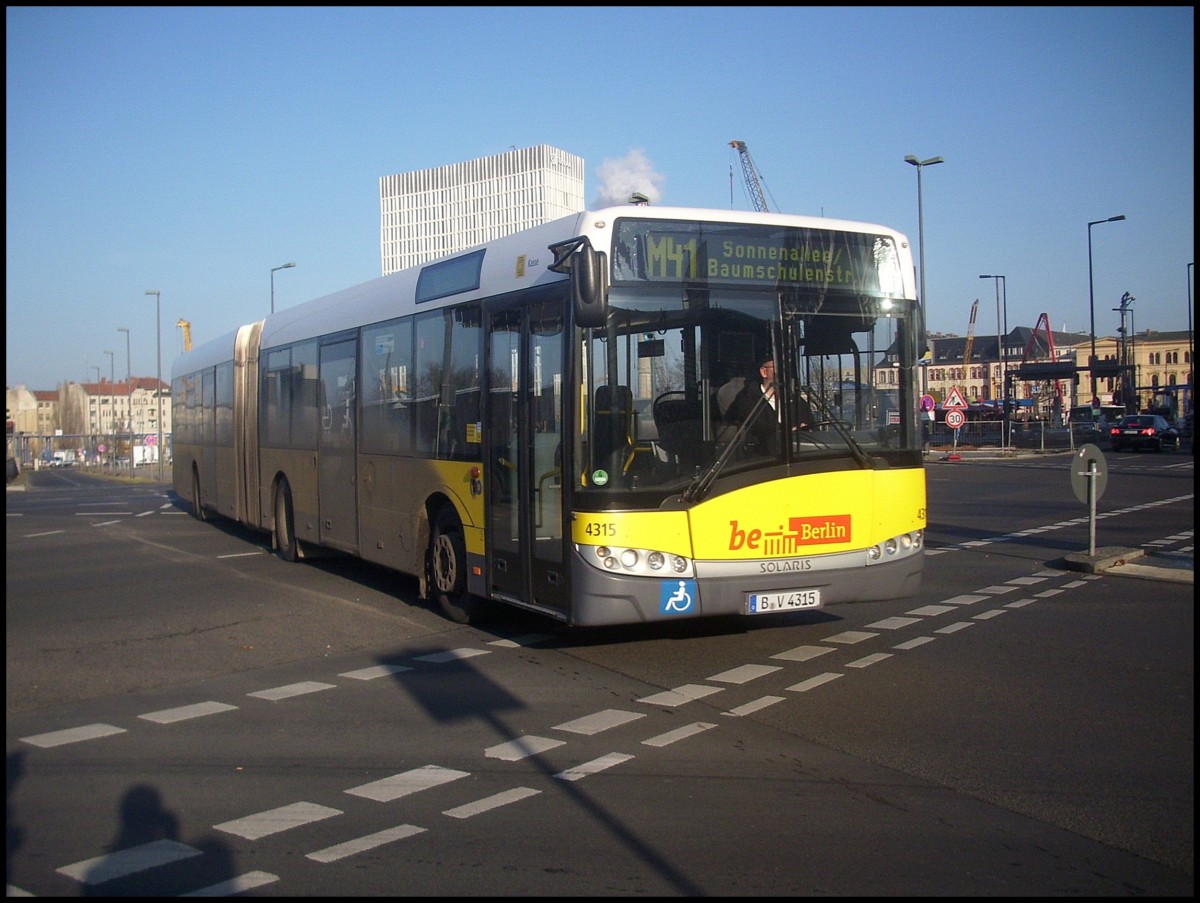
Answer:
[215,802,342,841]
[21,723,126,748]
[339,664,413,680]
[723,695,787,717]
[553,709,645,735]
[893,636,937,650]
[822,630,878,644]
[554,752,634,782]
[642,722,717,746]
[786,672,842,692]
[247,681,336,701]
[636,684,724,707]
[935,622,977,634]
[345,765,469,802]
[846,652,893,668]
[771,644,835,662]
[443,787,541,819]
[706,663,782,684]
[139,701,238,724]
[181,870,279,895]
[866,616,924,629]
[414,647,491,663]
[306,824,426,863]
[485,735,565,761]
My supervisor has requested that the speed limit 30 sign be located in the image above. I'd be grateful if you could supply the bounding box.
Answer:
[945,409,966,429]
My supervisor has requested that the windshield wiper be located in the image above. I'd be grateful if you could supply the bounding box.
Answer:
[681,392,772,503]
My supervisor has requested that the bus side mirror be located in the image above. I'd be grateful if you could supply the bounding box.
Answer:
[549,237,609,328]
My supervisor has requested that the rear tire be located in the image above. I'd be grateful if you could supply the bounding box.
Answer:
[274,480,299,562]
[191,468,207,522]
[429,506,478,624]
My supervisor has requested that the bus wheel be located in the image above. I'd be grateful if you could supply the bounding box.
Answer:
[191,468,207,522]
[274,480,299,563]
[430,506,476,624]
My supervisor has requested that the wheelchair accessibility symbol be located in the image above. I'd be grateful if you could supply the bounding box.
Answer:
[660,579,697,615]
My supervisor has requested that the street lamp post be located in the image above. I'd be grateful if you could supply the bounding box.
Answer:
[146,290,163,481]
[979,275,1007,448]
[1188,263,1194,405]
[119,327,131,477]
[1112,292,1136,411]
[904,155,944,397]
[90,366,101,464]
[1087,215,1126,402]
[271,262,296,315]
[1127,307,1137,410]
[104,350,115,468]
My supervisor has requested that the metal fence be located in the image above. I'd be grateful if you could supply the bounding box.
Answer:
[7,433,171,477]
[927,420,1106,453]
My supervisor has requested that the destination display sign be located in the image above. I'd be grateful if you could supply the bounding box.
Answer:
[611,218,905,296]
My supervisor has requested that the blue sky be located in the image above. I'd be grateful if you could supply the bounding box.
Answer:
[6,6,1194,390]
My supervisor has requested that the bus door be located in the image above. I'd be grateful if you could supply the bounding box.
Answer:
[485,299,568,617]
[318,337,358,553]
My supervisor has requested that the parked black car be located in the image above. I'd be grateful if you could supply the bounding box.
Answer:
[1108,414,1180,452]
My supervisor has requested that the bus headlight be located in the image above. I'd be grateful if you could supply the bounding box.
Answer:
[866,531,924,564]
[579,544,694,577]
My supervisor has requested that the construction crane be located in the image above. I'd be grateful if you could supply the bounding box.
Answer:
[1021,311,1065,415]
[729,140,769,212]
[1021,312,1057,363]
[962,299,979,367]
[176,319,192,353]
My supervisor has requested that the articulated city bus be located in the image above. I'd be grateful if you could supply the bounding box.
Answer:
[172,205,926,627]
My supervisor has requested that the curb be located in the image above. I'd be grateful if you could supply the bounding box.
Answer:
[1061,546,1194,584]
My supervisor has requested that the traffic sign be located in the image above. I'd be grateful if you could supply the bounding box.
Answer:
[920,394,935,412]
[1071,443,1108,557]
[944,386,968,410]
[1071,443,1108,504]
[945,409,966,429]
[145,434,158,446]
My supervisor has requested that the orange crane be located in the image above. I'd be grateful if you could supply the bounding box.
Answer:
[962,299,979,367]
[176,319,192,353]
[1021,312,1067,413]
[1021,312,1056,362]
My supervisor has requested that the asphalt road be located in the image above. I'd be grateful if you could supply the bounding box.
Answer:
[6,452,1194,896]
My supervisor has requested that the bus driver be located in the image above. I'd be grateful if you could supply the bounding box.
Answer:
[725,357,813,453]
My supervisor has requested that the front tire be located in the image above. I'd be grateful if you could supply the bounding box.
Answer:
[429,506,478,624]
[274,480,299,562]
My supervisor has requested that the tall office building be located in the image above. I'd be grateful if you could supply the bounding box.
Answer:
[380,144,585,275]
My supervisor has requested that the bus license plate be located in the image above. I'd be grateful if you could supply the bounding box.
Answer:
[747,589,821,613]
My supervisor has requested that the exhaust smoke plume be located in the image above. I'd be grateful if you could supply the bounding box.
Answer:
[591,149,665,207]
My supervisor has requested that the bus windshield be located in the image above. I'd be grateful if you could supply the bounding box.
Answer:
[579,219,922,498]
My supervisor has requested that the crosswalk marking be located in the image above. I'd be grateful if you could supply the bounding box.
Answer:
[57,839,201,885]
[215,802,341,841]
